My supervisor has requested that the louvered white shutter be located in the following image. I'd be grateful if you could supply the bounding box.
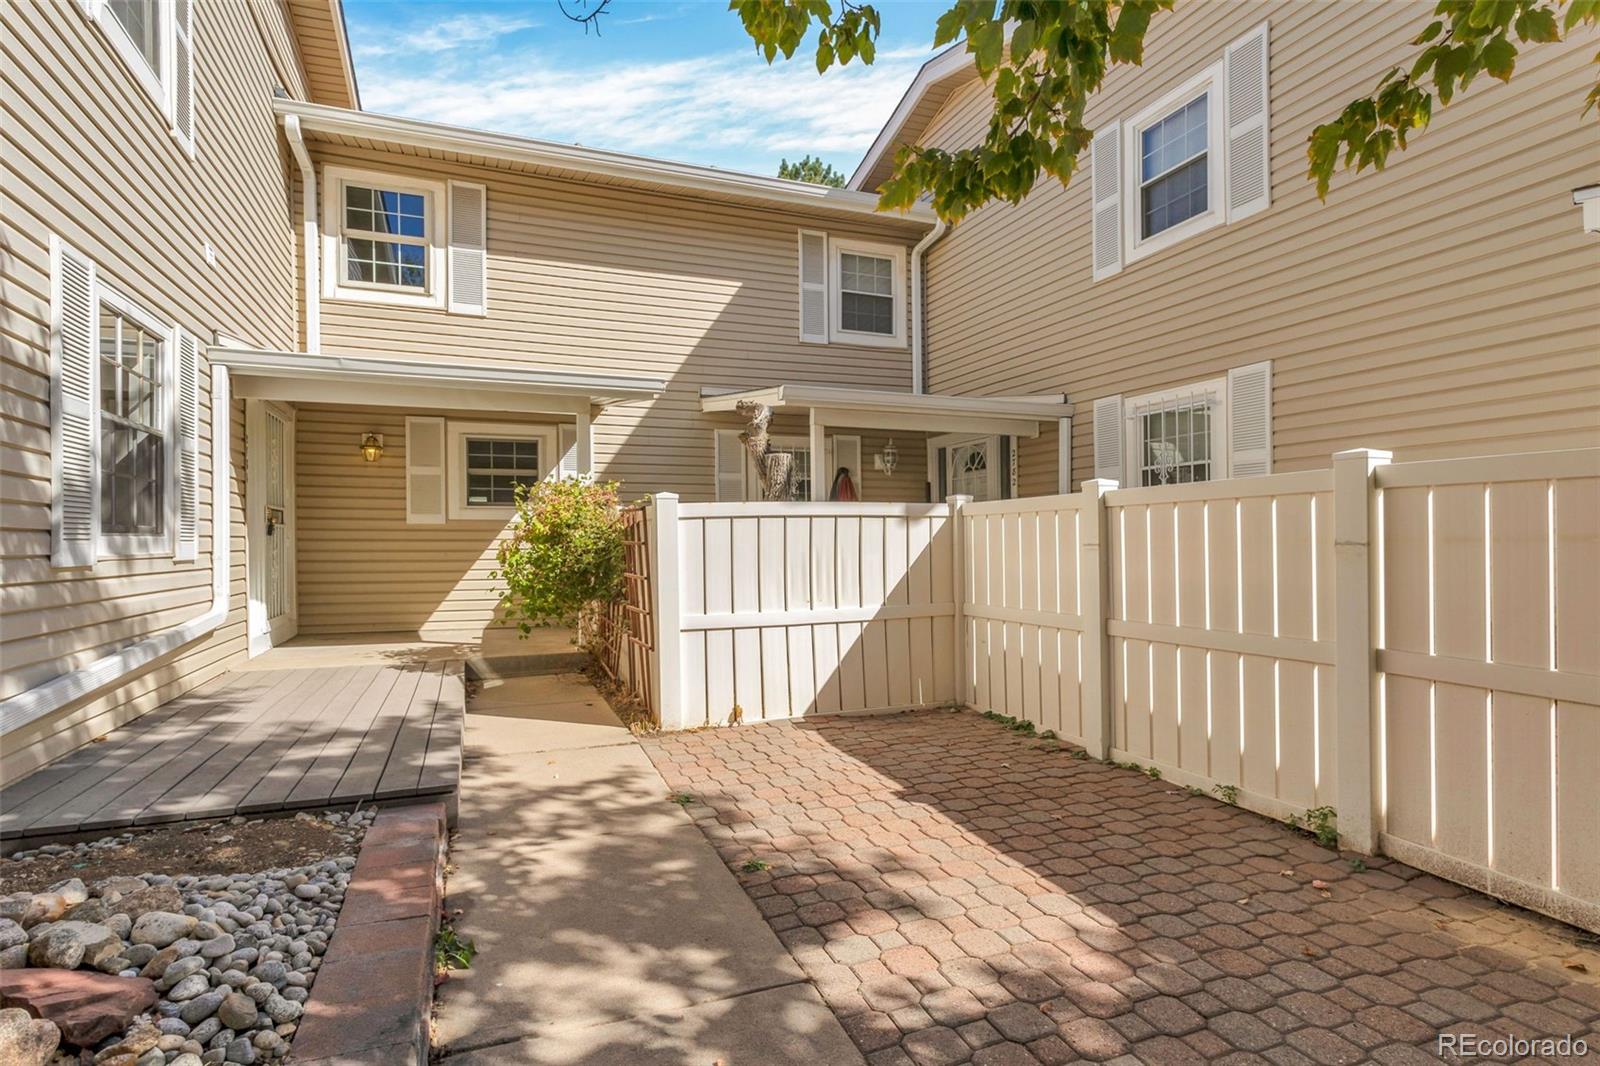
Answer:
[1224,24,1270,222]
[405,416,447,523]
[448,180,488,315]
[1092,395,1124,485]
[173,329,201,561]
[830,435,862,500]
[1227,361,1272,478]
[714,430,746,501]
[171,0,196,156]
[73,0,101,17]
[50,236,99,568]
[797,230,829,343]
[558,423,577,478]
[1090,123,1122,280]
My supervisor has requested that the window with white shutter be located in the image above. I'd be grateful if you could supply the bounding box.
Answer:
[1095,21,1271,276]
[797,230,829,343]
[405,416,446,524]
[448,179,488,315]
[87,0,195,154]
[323,166,447,309]
[173,328,200,560]
[1111,361,1272,485]
[1091,395,1123,485]
[50,236,100,569]
[170,0,195,156]
[558,423,578,478]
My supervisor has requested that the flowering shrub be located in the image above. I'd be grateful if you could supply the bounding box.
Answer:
[493,478,628,633]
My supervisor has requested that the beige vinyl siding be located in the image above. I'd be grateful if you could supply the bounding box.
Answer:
[292,404,556,638]
[915,1,1600,491]
[282,0,357,107]
[307,143,924,502]
[294,406,932,639]
[0,0,303,781]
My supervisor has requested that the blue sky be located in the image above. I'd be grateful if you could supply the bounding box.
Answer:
[341,0,952,179]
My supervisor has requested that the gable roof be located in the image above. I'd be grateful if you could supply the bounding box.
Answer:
[848,43,979,193]
[284,0,361,109]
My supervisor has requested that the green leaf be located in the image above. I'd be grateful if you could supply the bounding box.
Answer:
[971,21,1004,75]
[1481,34,1517,79]
[1513,7,1559,41]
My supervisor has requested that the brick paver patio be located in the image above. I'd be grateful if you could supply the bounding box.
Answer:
[644,709,1600,1065]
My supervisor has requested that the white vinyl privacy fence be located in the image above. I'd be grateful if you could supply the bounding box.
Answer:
[639,448,1600,932]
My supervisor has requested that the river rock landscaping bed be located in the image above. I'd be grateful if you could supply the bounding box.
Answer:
[0,810,374,1066]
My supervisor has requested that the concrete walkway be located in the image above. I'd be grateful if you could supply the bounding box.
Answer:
[432,672,865,1066]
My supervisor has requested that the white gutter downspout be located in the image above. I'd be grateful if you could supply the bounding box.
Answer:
[910,219,947,394]
[283,114,320,353]
[0,368,233,734]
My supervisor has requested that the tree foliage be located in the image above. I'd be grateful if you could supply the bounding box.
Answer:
[1308,0,1598,199]
[778,153,848,186]
[728,0,1599,220]
[493,477,628,632]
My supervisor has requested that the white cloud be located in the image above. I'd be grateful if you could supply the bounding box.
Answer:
[354,13,539,59]
[357,39,935,173]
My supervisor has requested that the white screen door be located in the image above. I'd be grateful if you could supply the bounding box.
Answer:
[247,400,296,655]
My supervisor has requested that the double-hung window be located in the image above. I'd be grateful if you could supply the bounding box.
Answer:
[445,422,554,520]
[98,292,173,553]
[1122,69,1224,261]
[830,241,904,346]
[323,167,447,308]
[1129,386,1220,487]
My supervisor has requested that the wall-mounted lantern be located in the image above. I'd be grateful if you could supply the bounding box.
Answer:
[360,432,384,462]
[874,438,900,477]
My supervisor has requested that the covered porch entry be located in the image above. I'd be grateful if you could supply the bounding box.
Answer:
[214,348,664,659]
[701,384,1073,503]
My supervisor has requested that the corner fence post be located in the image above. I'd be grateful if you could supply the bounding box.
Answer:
[947,495,972,707]
[649,493,685,730]
[1079,479,1116,760]
[1332,449,1391,853]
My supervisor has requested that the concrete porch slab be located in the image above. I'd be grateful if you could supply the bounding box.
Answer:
[433,673,859,1064]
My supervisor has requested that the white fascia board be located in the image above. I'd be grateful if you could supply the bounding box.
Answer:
[699,384,1071,421]
[848,43,976,191]
[274,100,938,225]
[213,347,665,403]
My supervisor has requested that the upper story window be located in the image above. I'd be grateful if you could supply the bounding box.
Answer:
[1090,23,1270,280]
[97,291,173,553]
[342,185,429,291]
[797,231,907,348]
[1139,92,1209,239]
[322,167,448,310]
[85,0,195,156]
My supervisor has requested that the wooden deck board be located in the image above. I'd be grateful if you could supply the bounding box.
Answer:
[0,663,462,840]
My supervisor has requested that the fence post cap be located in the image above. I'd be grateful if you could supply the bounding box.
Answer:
[1331,448,1393,464]
[1080,478,1118,495]
[654,491,680,501]
[946,494,973,506]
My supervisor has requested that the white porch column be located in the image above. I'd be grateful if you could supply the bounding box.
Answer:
[1057,416,1073,493]
[577,406,593,475]
[808,408,827,501]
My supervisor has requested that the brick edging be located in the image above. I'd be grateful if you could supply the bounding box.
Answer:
[290,802,446,1066]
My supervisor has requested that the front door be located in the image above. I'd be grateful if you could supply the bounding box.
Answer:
[247,400,296,655]
[936,436,1002,502]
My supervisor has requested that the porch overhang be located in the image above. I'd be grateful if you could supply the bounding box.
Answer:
[700,384,1071,439]
[214,348,665,414]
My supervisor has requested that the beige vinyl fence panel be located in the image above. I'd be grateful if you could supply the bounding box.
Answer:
[673,502,956,725]
[960,495,1091,746]
[1374,450,1600,927]
[1103,471,1337,818]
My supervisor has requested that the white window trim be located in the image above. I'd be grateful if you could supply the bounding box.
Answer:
[321,165,448,310]
[1121,62,1226,265]
[97,284,177,558]
[828,238,906,348]
[446,421,556,521]
[1121,377,1230,487]
[92,0,175,127]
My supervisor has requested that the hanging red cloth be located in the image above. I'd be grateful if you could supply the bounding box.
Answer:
[828,467,859,501]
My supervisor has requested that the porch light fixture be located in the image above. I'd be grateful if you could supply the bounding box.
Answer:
[359,432,384,462]
[875,438,899,477]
